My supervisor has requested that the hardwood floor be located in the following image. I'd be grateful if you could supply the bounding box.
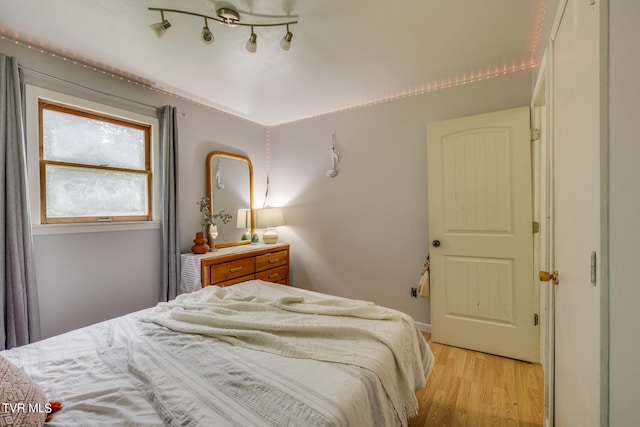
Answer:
[409,333,544,427]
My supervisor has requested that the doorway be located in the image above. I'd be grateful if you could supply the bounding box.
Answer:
[427,106,539,363]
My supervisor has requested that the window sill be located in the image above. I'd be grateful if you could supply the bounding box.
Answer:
[32,221,161,235]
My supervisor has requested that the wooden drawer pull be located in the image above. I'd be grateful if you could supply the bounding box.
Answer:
[268,273,279,279]
[268,258,279,264]
[229,267,243,273]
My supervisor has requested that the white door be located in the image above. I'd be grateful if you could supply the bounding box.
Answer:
[550,0,605,425]
[427,106,538,362]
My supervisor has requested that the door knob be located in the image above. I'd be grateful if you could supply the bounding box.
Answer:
[539,270,559,285]
[432,240,441,247]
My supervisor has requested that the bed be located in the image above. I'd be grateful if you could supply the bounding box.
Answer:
[0,280,434,426]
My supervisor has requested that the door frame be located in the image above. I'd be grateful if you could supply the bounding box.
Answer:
[531,50,554,427]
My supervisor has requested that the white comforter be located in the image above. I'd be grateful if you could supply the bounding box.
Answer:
[2,281,434,426]
[146,281,432,422]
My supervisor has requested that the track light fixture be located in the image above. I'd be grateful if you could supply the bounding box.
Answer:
[149,7,297,51]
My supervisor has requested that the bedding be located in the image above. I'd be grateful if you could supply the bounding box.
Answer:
[1,280,434,426]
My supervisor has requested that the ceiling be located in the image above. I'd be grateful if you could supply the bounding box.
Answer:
[0,0,558,126]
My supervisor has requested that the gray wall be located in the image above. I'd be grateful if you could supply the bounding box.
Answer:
[269,71,533,324]
[0,38,532,335]
[0,39,267,338]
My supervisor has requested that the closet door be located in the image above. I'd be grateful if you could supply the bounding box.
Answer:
[551,0,604,424]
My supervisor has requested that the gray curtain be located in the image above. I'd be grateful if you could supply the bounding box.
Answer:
[0,54,40,349]
[158,105,180,302]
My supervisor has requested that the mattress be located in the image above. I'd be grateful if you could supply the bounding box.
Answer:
[1,281,433,426]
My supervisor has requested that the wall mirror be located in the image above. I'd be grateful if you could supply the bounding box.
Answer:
[206,151,254,248]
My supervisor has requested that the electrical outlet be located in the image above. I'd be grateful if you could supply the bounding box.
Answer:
[410,287,418,298]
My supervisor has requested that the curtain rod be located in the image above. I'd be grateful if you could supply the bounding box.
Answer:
[18,65,185,117]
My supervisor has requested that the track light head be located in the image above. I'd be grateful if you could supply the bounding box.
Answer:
[280,26,293,51]
[201,19,214,44]
[246,28,257,53]
[150,11,171,38]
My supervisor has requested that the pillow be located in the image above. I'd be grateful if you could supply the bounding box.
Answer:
[0,356,47,427]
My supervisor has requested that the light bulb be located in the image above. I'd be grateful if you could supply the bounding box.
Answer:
[280,30,293,51]
[246,30,257,53]
[200,25,213,44]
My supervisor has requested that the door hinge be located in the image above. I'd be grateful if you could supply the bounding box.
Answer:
[532,221,540,234]
[591,251,597,286]
[534,313,539,326]
[530,128,541,141]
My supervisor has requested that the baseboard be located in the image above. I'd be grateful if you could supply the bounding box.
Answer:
[415,321,431,333]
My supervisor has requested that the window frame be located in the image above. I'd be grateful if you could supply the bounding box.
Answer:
[26,85,160,234]
[38,100,153,224]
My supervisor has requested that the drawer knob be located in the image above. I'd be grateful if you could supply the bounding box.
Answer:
[268,258,279,264]
[229,267,243,273]
[268,273,279,279]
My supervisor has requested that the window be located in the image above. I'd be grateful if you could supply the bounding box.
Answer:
[38,100,152,224]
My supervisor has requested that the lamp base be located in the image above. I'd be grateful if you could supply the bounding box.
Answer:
[262,227,279,244]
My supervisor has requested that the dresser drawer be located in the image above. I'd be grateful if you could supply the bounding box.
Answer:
[255,265,288,285]
[218,275,255,287]
[211,258,255,284]
[256,250,288,272]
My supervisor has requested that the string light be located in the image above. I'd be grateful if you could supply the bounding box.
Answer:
[1,0,548,127]
[0,33,261,125]
[280,62,537,126]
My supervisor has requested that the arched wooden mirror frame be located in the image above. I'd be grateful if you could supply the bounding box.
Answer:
[205,151,254,248]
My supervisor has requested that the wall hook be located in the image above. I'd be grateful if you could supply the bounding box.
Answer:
[326,133,340,178]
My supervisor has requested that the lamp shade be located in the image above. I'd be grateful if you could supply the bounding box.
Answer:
[236,208,251,229]
[255,208,285,228]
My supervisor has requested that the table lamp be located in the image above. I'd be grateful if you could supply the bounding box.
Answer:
[255,207,285,244]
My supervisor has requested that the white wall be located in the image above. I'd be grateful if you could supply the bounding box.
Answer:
[269,71,533,324]
[0,39,267,338]
[609,1,640,425]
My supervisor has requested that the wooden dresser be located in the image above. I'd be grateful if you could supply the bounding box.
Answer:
[180,243,289,291]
